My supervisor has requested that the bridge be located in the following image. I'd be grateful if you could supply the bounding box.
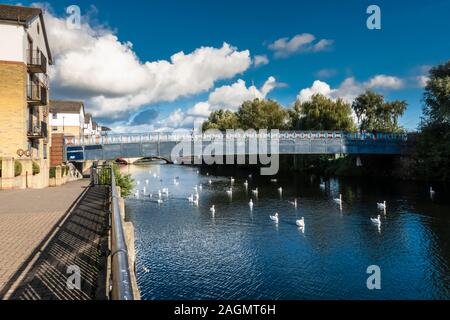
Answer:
[64,131,414,162]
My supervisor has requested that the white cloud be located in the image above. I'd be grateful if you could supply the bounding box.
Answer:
[365,75,404,90]
[157,76,279,130]
[297,75,405,103]
[315,68,338,79]
[415,75,429,88]
[253,54,269,67]
[44,11,251,119]
[208,77,278,110]
[268,33,333,58]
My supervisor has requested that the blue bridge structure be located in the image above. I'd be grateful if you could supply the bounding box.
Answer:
[64,131,414,162]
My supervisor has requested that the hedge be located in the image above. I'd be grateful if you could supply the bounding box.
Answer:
[32,161,40,175]
[14,160,22,177]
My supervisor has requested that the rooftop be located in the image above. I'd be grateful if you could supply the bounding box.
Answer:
[49,100,85,114]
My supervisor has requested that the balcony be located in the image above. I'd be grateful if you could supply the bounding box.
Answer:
[27,121,48,139]
[27,82,48,106]
[27,49,47,74]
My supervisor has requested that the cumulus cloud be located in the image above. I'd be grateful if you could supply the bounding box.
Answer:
[268,33,333,58]
[297,75,405,103]
[208,76,278,110]
[253,54,269,67]
[157,76,280,130]
[44,11,252,120]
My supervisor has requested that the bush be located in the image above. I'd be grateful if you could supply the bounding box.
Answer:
[114,164,135,197]
[32,161,40,175]
[49,167,56,179]
[14,160,22,177]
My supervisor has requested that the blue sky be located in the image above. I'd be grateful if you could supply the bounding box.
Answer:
[10,0,450,131]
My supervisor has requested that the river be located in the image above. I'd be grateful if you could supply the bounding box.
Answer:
[122,164,450,300]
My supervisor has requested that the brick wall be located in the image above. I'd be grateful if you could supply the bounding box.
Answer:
[0,61,28,157]
[50,133,64,167]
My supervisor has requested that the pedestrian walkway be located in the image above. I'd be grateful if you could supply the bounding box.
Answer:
[0,180,110,300]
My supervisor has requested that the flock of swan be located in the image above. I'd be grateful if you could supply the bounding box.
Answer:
[134,170,438,233]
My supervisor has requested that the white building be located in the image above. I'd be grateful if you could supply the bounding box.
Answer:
[49,100,86,139]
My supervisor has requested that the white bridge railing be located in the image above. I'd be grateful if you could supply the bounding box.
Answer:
[66,131,409,146]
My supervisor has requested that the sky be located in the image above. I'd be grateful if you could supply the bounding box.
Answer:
[9,0,450,132]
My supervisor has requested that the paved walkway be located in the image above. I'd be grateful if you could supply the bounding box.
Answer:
[0,180,110,300]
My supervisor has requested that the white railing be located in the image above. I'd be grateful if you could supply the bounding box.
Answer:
[66,131,409,146]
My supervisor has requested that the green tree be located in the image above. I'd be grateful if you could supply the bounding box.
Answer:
[290,94,356,131]
[414,61,450,181]
[237,99,290,130]
[202,110,239,131]
[352,90,407,132]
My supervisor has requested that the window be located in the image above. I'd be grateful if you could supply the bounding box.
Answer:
[52,127,58,132]
[52,113,58,119]
[43,144,47,159]
[37,23,40,35]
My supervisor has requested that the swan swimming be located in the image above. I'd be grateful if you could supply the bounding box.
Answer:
[320,182,326,189]
[226,188,233,196]
[278,187,283,194]
[371,215,382,225]
[188,194,194,202]
[289,199,298,208]
[252,188,259,196]
[334,194,343,205]
[377,201,387,210]
[209,179,212,185]
[271,179,278,183]
[249,199,254,209]
[430,187,436,197]
[210,205,215,214]
[157,199,163,205]
[296,217,305,228]
[270,213,279,224]
[244,180,249,188]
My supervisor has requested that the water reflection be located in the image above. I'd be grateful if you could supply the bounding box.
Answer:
[123,164,450,300]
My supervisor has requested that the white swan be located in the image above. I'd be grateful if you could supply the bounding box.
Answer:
[199,184,203,191]
[278,187,283,194]
[334,194,343,205]
[226,188,233,196]
[230,177,235,184]
[158,190,162,199]
[210,205,215,214]
[249,199,254,209]
[320,182,326,189]
[193,185,198,192]
[296,217,305,228]
[193,198,199,206]
[157,199,163,205]
[430,187,436,197]
[134,191,140,199]
[377,201,386,210]
[209,179,212,185]
[187,194,194,202]
[244,180,249,188]
[271,179,278,183]
[270,213,279,223]
[289,199,298,208]
[142,186,146,195]
[143,266,150,273]
[371,215,382,225]
[252,188,259,196]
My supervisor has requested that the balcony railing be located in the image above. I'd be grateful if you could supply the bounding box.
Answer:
[27,82,48,106]
[27,49,47,74]
[27,121,48,139]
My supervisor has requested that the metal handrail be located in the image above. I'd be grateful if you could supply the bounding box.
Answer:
[93,165,134,300]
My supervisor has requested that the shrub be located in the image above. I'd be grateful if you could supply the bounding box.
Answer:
[32,161,40,175]
[49,167,56,179]
[14,160,22,177]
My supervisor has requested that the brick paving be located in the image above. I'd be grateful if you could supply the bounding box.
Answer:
[0,180,110,300]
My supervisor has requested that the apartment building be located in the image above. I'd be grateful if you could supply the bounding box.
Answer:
[0,4,53,189]
[49,100,86,138]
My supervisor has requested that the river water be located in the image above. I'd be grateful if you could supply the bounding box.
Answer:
[122,164,450,300]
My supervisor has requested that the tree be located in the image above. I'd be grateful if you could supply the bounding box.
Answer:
[290,94,356,131]
[352,90,407,132]
[423,61,450,126]
[237,99,290,130]
[202,110,239,131]
[414,61,450,181]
